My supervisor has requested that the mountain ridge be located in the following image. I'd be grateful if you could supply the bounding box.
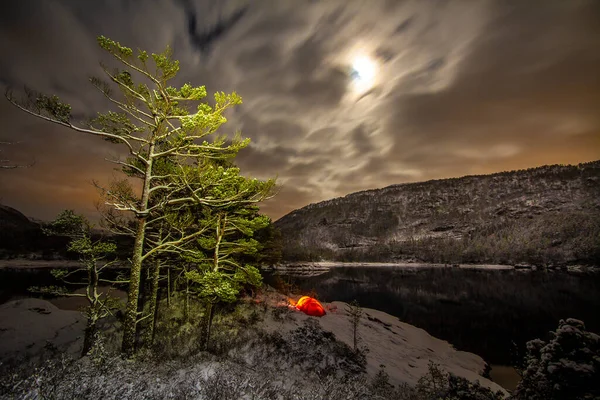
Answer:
[275,160,600,266]
[279,160,600,217]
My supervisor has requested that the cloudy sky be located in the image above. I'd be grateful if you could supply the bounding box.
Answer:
[0,0,599,221]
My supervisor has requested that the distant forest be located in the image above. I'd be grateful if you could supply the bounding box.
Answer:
[283,210,600,266]
[277,161,600,267]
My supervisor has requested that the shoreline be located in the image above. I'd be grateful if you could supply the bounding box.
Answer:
[266,261,598,274]
[0,295,508,394]
[1,258,596,273]
[279,261,516,270]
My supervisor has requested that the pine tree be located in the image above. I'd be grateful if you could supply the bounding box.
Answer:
[513,318,600,400]
[182,165,273,350]
[6,36,273,356]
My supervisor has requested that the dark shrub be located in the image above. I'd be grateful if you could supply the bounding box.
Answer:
[513,318,600,400]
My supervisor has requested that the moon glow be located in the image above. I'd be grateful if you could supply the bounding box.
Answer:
[351,55,377,92]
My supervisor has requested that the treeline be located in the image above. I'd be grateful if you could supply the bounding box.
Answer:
[283,211,600,266]
[294,160,600,216]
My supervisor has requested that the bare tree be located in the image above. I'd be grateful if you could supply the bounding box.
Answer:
[346,299,363,352]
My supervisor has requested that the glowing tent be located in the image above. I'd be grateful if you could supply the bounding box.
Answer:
[295,296,326,317]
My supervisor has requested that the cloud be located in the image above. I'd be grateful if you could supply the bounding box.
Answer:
[182,1,248,54]
[381,1,600,172]
[0,0,599,221]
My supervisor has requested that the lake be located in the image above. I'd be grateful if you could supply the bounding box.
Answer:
[264,265,600,389]
[0,267,129,310]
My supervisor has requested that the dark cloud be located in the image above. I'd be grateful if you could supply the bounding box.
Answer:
[1,0,599,221]
[236,43,281,71]
[235,143,295,179]
[394,17,415,35]
[284,160,324,179]
[184,1,248,54]
[351,124,378,155]
[289,67,348,109]
[375,47,396,63]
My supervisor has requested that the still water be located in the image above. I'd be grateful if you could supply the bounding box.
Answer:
[0,268,128,310]
[265,266,600,366]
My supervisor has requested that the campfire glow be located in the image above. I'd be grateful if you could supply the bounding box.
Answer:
[290,296,326,317]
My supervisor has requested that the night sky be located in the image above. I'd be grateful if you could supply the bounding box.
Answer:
[0,0,599,222]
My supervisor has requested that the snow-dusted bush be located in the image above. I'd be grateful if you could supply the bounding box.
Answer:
[513,318,600,400]
[266,317,367,376]
[0,310,368,399]
[405,362,506,400]
[0,345,505,400]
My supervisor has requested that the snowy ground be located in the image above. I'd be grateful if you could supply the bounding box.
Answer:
[0,293,507,396]
[0,298,85,361]
[259,290,507,394]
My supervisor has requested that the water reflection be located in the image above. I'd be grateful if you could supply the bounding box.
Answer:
[265,266,600,366]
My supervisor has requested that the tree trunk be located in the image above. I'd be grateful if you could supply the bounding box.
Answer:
[143,259,161,347]
[82,260,100,357]
[152,281,162,344]
[184,275,190,323]
[121,217,147,356]
[213,214,222,271]
[202,302,215,351]
[166,266,171,308]
[121,142,154,357]
[82,316,98,357]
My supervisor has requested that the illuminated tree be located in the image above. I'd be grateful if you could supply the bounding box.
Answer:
[181,165,273,349]
[6,36,273,356]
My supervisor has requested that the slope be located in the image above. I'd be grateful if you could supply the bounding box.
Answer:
[275,161,600,266]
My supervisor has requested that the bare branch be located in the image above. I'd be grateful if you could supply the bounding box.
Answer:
[141,225,209,262]
[105,157,145,176]
[5,89,141,158]
[89,76,155,129]
[99,64,149,104]
[99,279,130,284]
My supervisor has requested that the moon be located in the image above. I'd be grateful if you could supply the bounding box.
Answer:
[350,55,377,92]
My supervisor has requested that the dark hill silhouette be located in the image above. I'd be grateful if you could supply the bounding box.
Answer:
[0,205,69,258]
[0,205,37,231]
[0,205,126,260]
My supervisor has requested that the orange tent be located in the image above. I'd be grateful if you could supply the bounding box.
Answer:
[295,296,326,317]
